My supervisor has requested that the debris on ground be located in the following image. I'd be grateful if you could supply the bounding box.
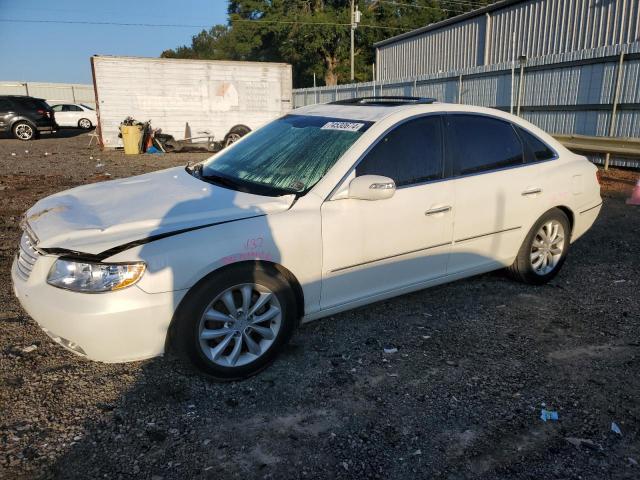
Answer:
[611,422,622,435]
[21,345,37,353]
[540,409,559,422]
[383,347,398,354]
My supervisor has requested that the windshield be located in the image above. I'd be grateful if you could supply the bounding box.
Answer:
[200,114,372,196]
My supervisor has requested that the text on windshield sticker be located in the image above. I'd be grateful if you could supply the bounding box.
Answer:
[321,121,365,132]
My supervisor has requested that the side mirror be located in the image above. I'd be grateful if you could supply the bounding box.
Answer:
[348,175,396,201]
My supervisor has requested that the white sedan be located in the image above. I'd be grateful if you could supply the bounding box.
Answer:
[49,103,96,129]
[12,98,601,380]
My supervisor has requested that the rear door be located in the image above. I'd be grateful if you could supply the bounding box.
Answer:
[54,104,79,126]
[320,114,454,309]
[444,113,545,273]
[0,98,14,131]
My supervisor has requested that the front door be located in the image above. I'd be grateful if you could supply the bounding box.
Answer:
[320,115,454,310]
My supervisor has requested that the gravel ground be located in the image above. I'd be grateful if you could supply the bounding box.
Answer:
[1,131,639,480]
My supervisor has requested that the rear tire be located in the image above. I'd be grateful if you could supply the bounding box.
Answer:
[12,121,35,141]
[78,118,92,129]
[507,208,571,285]
[223,125,251,147]
[172,263,298,380]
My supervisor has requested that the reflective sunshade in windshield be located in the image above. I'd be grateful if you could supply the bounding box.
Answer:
[202,115,372,195]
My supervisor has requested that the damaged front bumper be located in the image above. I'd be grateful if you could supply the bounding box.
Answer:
[11,254,186,363]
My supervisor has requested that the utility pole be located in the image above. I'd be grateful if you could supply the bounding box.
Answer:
[350,0,361,82]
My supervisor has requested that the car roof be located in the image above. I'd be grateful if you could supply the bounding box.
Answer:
[293,99,530,125]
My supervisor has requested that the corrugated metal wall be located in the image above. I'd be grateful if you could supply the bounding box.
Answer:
[293,42,640,168]
[376,0,640,80]
[0,82,96,108]
[378,16,485,80]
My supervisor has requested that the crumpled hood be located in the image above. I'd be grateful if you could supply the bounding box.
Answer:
[25,166,294,255]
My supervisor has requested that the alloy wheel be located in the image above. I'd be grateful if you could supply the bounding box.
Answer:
[530,220,565,275]
[225,133,241,147]
[198,283,282,367]
[15,124,33,140]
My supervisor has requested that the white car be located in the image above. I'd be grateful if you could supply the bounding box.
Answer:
[12,97,602,380]
[49,103,97,129]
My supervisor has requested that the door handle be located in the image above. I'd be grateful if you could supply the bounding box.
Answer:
[425,205,452,215]
[521,188,542,196]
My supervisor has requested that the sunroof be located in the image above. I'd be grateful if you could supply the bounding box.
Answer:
[329,96,437,106]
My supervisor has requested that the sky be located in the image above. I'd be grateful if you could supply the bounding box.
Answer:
[0,0,228,85]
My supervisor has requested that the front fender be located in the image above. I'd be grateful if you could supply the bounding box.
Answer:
[105,208,323,316]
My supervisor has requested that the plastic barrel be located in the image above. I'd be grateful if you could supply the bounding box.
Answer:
[121,125,143,155]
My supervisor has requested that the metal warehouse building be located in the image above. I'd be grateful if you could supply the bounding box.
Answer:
[375,0,640,80]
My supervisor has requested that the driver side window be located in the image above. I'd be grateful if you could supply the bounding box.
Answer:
[356,115,444,187]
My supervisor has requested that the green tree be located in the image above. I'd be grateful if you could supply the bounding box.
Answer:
[162,1,482,87]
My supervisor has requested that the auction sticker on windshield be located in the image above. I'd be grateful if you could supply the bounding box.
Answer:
[321,121,365,132]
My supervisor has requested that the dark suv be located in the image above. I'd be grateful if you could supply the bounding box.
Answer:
[0,96,58,140]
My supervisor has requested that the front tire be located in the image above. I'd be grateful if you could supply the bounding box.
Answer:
[12,121,35,141]
[172,263,298,380]
[78,118,92,129]
[507,208,571,285]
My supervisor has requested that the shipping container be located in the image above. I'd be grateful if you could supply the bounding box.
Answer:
[90,56,293,148]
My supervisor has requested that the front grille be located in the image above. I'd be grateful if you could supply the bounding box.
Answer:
[15,232,40,281]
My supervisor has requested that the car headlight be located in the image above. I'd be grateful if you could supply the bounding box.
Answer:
[47,259,146,293]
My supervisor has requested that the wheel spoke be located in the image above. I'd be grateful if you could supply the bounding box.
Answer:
[201,327,234,340]
[550,247,563,255]
[248,292,272,316]
[241,285,252,313]
[228,335,243,366]
[210,332,234,360]
[532,255,544,269]
[252,305,280,324]
[251,325,275,340]
[551,235,564,246]
[243,332,261,355]
[222,291,237,317]
[530,251,542,262]
[204,308,232,322]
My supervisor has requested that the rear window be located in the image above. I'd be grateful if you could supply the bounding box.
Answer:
[447,114,524,175]
[16,98,50,110]
[517,126,556,162]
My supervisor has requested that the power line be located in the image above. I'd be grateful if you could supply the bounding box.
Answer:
[0,18,411,32]
[377,0,485,11]
[377,1,451,12]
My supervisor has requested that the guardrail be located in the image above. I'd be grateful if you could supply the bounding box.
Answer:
[553,134,640,169]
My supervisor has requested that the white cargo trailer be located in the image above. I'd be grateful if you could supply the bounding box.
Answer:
[90,55,292,148]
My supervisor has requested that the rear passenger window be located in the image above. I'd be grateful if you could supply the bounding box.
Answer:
[516,127,556,162]
[356,116,443,187]
[0,99,12,111]
[447,115,524,175]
